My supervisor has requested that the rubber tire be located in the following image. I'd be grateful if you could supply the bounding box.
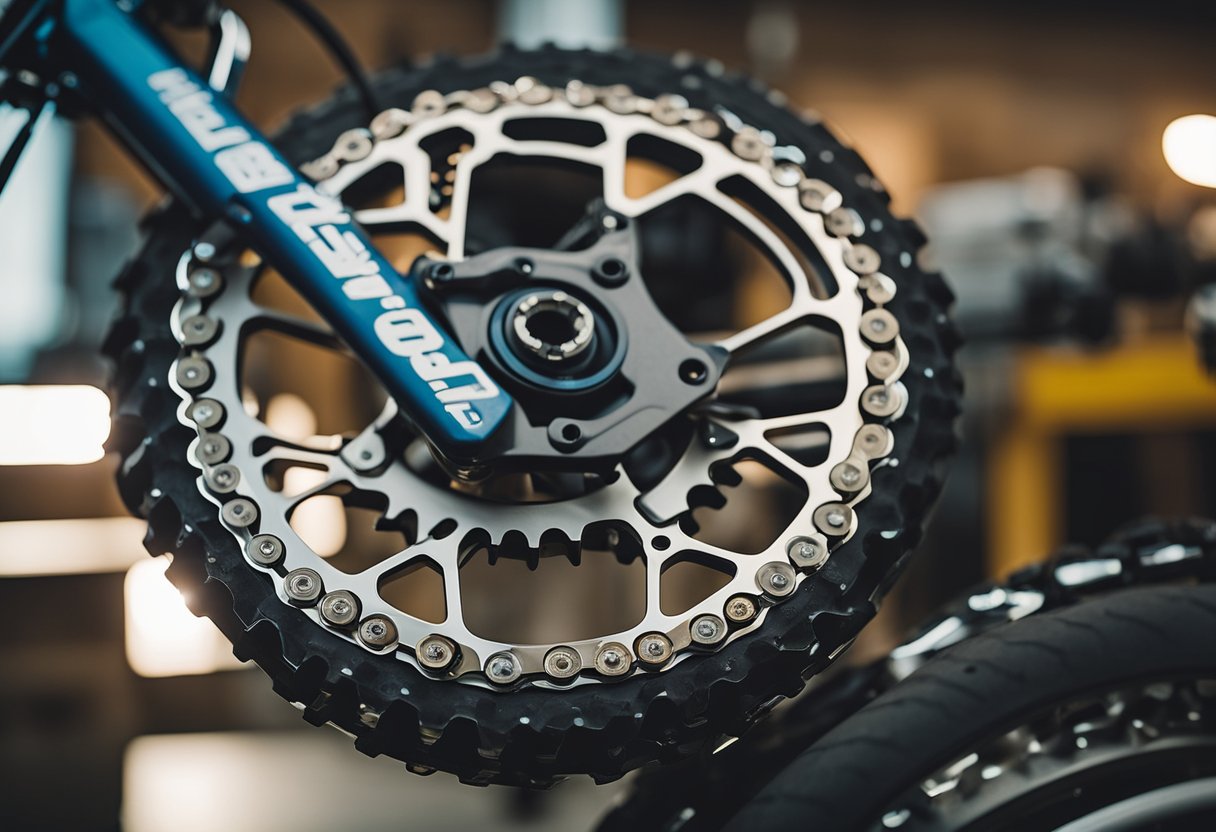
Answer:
[723,584,1216,831]
[104,45,961,786]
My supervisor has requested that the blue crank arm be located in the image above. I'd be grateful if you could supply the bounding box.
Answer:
[45,0,512,461]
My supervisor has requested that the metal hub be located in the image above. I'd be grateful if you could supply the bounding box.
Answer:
[509,289,595,365]
[169,76,912,690]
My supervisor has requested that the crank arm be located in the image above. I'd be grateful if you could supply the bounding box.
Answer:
[28,0,513,465]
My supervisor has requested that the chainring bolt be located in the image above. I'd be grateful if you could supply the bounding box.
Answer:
[358,615,399,649]
[690,614,727,646]
[246,534,284,566]
[415,634,458,671]
[543,646,582,680]
[320,590,361,627]
[485,651,522,684]
[593,642,632,677]
[221,498,257,528]
[284,568,323,605]
[757,562,797,598]
[725,595,759,624]
[634,633,674,667]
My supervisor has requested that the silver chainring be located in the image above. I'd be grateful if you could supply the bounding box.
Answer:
[168,76,911,689]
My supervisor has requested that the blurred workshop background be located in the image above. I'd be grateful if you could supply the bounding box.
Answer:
[3,0,1216,829]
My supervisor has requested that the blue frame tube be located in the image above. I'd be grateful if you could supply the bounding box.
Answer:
[44,0,512,461]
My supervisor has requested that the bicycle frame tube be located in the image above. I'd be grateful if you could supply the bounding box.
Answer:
[38,0,512,462]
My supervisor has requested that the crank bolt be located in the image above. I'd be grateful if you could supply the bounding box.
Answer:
[591,256,630,287]
[320,591,360,627]
[725,595,759,624]
[246,534,284,566]
[196,433,231,465]
[813,502,855,538]
[757,562,797,598]
[787,535,830,570]
[485,651,522,685]
[207,463,240,493]
[594,642,632,677]
[187,399,224,430]
[690,614,727,646]
[544,646,582,680]
[284,568,323,605]
[176,357,213,390]
[679,358,709,385]
[221,498,257,528]
[417,634,458,671]
[427,262,455,286]
[192,241,217,263]
[635,633,674,667]
[358,615,398,650]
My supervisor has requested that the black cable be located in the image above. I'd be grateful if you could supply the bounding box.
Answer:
[272,0,381,120]
[0,95,46,199]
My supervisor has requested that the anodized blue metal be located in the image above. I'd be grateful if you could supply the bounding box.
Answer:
[43,0,513,461]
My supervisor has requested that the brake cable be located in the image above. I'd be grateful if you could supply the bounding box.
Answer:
[271,0,381,120]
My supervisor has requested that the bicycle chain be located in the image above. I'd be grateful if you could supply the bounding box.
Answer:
[168,75,916,688]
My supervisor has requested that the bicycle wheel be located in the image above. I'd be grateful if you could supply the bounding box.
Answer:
[724,584,1216,831]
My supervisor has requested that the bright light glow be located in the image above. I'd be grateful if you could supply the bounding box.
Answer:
[124,557,243,677]
[1163,114,1216,188]
[0,516,146,576]
[123,731,626,832]
[0,384,110,465]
